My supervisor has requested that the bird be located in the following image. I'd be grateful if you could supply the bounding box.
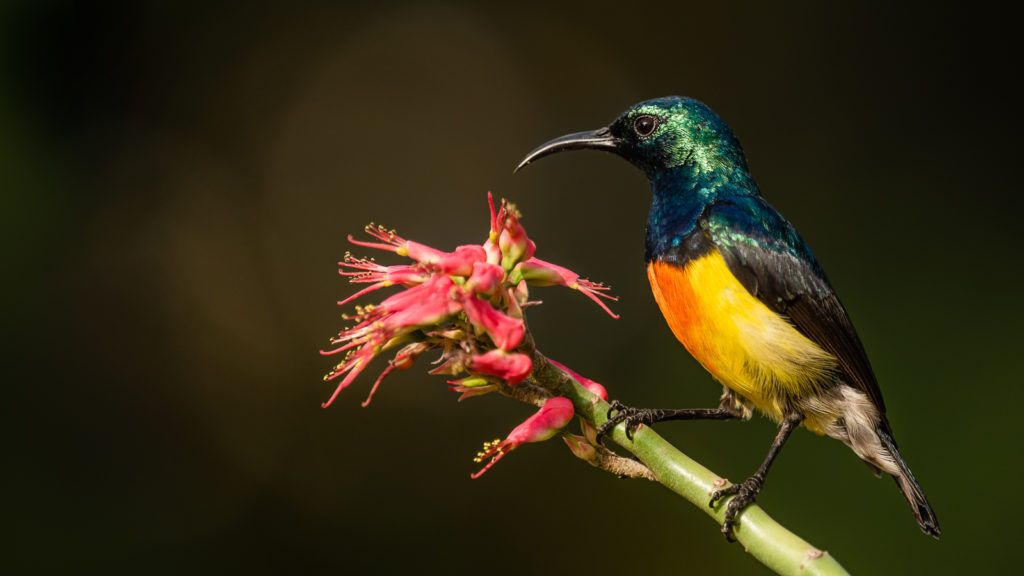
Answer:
[514,96,939,539]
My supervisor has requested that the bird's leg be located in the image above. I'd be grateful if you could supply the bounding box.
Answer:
[596,395,744,444]
[710,412,804,541]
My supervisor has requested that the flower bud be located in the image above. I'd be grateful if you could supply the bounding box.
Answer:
[564,434,598,463]
[447,377,500,402]
[498,205,536,270]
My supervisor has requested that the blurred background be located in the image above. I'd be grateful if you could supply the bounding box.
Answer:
[4,1,1019,573]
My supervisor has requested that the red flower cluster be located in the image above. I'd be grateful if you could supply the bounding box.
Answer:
[322,194,617,474]
[322,194,616,406]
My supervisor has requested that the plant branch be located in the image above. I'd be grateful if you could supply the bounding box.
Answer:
[565,433,658,480]
[527,350,851,576]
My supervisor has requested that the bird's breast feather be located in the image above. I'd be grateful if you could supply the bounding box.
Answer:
[647,253,838,415]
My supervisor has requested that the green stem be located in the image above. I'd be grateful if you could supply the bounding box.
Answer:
[529,351,851,576]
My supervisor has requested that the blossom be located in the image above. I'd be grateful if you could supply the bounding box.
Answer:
[320,340,380,409]
[349,224,486,276]
[325,275,461,354]
[461,295,524,351]
[468,349,532,385]
[510,257,619,318]
[464,262,506,296]
[375,277,462,330]
[336,255,429,306]
[471,397,575,478]
[320,275,462,407]
[322,194,617,409]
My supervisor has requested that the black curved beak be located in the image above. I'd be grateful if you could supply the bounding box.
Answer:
[513,127,619,173]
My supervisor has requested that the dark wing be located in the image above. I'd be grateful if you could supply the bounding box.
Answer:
[701,198,886,413]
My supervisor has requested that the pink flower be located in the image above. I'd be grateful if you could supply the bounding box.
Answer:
[472,397,575,478]
[373,274,458,315]
[319,335,385,408]
[468,350,532,385]
[378,287,462,332]
[348,224,486,276]
[461,295,524,351]
[438,245,489,276]
[464,261,506,296]
[546,358,608,401]
[320,275,463,407]
[510,257,619,318]
[336,255,429,306]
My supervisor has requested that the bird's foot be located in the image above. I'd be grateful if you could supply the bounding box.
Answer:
[596,400,657,444]
[709,475,764,541]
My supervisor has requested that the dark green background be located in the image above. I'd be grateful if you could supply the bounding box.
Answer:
[5,1,1020,574]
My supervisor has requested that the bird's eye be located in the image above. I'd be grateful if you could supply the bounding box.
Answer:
[633,115,658,137]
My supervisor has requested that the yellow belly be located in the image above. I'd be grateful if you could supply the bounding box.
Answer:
[647,251,837,420]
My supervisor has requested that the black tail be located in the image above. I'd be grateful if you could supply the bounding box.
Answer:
[877,424,941,538]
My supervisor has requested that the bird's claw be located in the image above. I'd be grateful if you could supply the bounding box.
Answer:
[604,399,627,420]
[596,401,650,444]
[709,475,764,541]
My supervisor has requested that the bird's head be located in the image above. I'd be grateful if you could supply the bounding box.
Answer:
[516,96,747,179]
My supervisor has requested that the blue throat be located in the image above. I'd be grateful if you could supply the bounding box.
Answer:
[644,164,759,262]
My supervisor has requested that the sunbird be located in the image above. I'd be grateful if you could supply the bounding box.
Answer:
[515,96,939,539]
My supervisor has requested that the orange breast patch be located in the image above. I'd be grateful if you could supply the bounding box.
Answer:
[647,251,836,417]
